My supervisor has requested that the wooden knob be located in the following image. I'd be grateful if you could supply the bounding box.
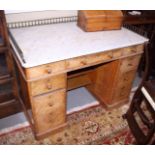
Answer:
[48,102,53,107]
[131,49,136,53]
[124,77,128,81]
[46,83,52,89]
[81,60,87,65]
[121,86,125,90]
[108,54,113,59]
[46,67,52,74]
[128,63,133,66]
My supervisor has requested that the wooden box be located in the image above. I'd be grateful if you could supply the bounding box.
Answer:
[77,10,123,32]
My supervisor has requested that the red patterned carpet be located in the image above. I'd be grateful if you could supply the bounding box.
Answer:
[102,128,135,144]
[0,103,137,145]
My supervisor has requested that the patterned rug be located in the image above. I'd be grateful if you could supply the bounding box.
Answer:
[102,128,135,144]
[0,102,137,145]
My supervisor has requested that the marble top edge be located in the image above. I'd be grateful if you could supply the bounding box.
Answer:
[21,41,148,69]
[9,22,148,68]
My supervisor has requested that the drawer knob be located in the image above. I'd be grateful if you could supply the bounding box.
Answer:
[46,68,52,74]
[124,77,128,81]
[131,49,136,53]
[81,61,87,65]
[48,102,53,107]
[46,83,52,89]
[128,63,133,66]
[121,86,126,90]
[108,54,113,59]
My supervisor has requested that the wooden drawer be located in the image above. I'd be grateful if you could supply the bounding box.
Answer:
[66,51,113,71]
[25,61,66,80]
[122,44,144,56]
[33,89,66,133]
[112,70,136,102]
[66,56,87,70]
[112,49,122,58]
[30,74,67,96]
[86,51,113,65]
[67,74,91,90]
[120,55,141,72]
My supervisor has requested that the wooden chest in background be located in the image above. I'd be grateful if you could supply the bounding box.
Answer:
[77,10,123,32]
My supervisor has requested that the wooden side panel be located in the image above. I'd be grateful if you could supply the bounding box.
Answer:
[87,60,121,105]
[18,65,31,109]
[32,89,66,134]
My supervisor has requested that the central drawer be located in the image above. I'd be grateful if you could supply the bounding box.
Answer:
[30,73,66,96]
[66,51,113,71]
[85,51,113,64]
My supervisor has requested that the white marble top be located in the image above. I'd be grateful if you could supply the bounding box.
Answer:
[9,22,148,68]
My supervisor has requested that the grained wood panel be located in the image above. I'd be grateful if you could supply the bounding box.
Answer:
[87,60,121,105]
